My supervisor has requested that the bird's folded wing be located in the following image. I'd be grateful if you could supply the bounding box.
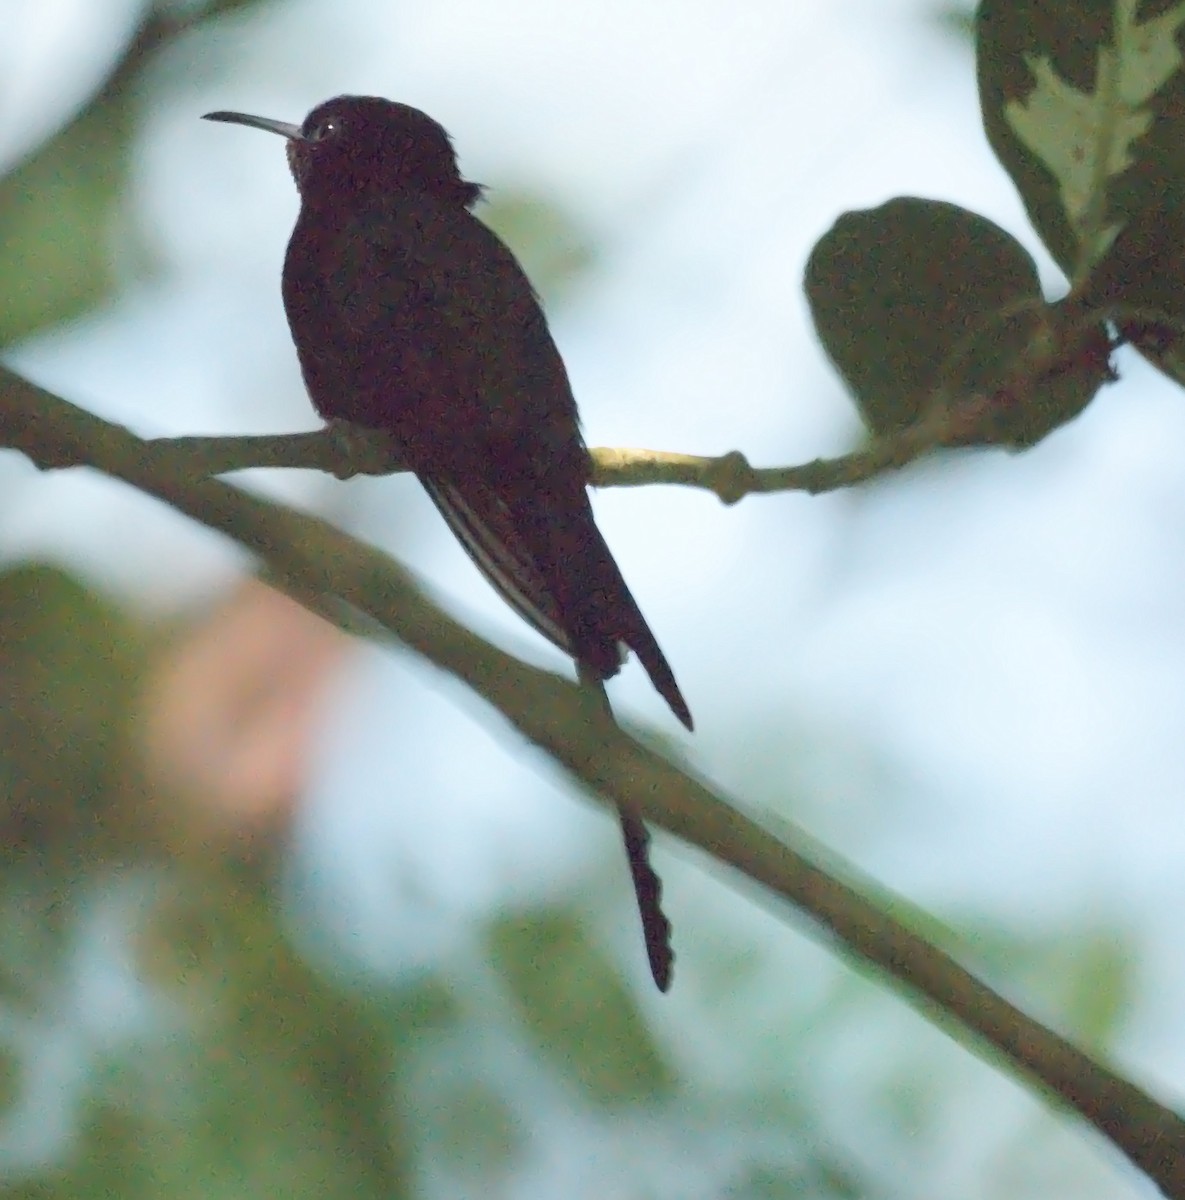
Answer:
[421,474,576,659]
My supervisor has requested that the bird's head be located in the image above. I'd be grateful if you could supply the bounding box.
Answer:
[204,95,483,207]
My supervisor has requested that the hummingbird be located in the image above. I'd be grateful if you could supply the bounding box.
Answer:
[203,95,692,990]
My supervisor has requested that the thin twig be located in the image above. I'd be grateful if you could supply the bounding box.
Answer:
[131,412,952,503]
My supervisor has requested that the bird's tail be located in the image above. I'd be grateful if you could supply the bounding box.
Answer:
[422,473,692,730]
[604,552,693,731]
[577,662,674,991]
[618,802,674,990]
[422,472,687,991]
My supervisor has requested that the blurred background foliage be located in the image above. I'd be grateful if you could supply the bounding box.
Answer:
[0,1,1154,1197]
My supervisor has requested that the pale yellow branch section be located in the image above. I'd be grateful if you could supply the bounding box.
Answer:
[588,423,943,502]
[141,418,950,504]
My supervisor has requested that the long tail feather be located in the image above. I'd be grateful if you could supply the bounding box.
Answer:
[579,663,674,990]
[617,804,674,990]
[422,472,685,989]
[616,600,693,731]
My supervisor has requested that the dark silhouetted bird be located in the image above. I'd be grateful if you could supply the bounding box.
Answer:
[204,95,691,989]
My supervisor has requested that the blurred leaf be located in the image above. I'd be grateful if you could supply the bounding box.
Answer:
[804,197,1045,436]
[711,1087,874,1200]
[385,975,460,1033]
[724,1160,864,1200]
[487,909,676,1107]
[418,1080,524,1180]
[2,1186,60,1200]
[479,190,595,302]
[1042,925,1138,1045]
[0,1042,20,1115]
[0,96,136,345]
[0,562,145,860]
[153,0,277,19]
[960,917,1138,1046]
[124,863,410,1198]
[0,0,283,347]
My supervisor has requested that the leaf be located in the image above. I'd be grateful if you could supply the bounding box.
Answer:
[1053,925,1138,1044]
[132,867,411,1199]
[0,563,144,860]
[478,189,595,302]
[995,298,1115,447]
[0,0,289,347]
[0,96,135,345]
[485,909,675,1107]
[959,918,1138,1046]
[804,197,1046,438]
[416,1081,524,1181]
[978,0,1185,384]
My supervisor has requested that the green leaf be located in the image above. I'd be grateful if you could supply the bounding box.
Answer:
[997,299,1115,447]
[724,1161,863,1200]
[978,0,1185,384]
[959,917,1138,1047]
[804,197,1045,437]
[130,866,410,1199]
[486,909,676,1107]
[0,563,144,860]
[1051,925,1138,1044]
[479,190,595,302]
[417,1081,524,1179]
[0,95,134,346]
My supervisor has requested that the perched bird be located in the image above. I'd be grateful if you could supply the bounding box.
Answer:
[204,96,692,989]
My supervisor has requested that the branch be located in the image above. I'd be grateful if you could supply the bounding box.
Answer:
[3,363,1184,1196]
[587,421,944,502]
[123,412,958,503]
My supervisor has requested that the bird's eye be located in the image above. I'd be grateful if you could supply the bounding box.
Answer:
[307,115,342,142]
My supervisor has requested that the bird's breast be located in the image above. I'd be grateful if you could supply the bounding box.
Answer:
[281,200,584,481]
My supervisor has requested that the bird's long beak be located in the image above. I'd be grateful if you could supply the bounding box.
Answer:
[202,111,304,140]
